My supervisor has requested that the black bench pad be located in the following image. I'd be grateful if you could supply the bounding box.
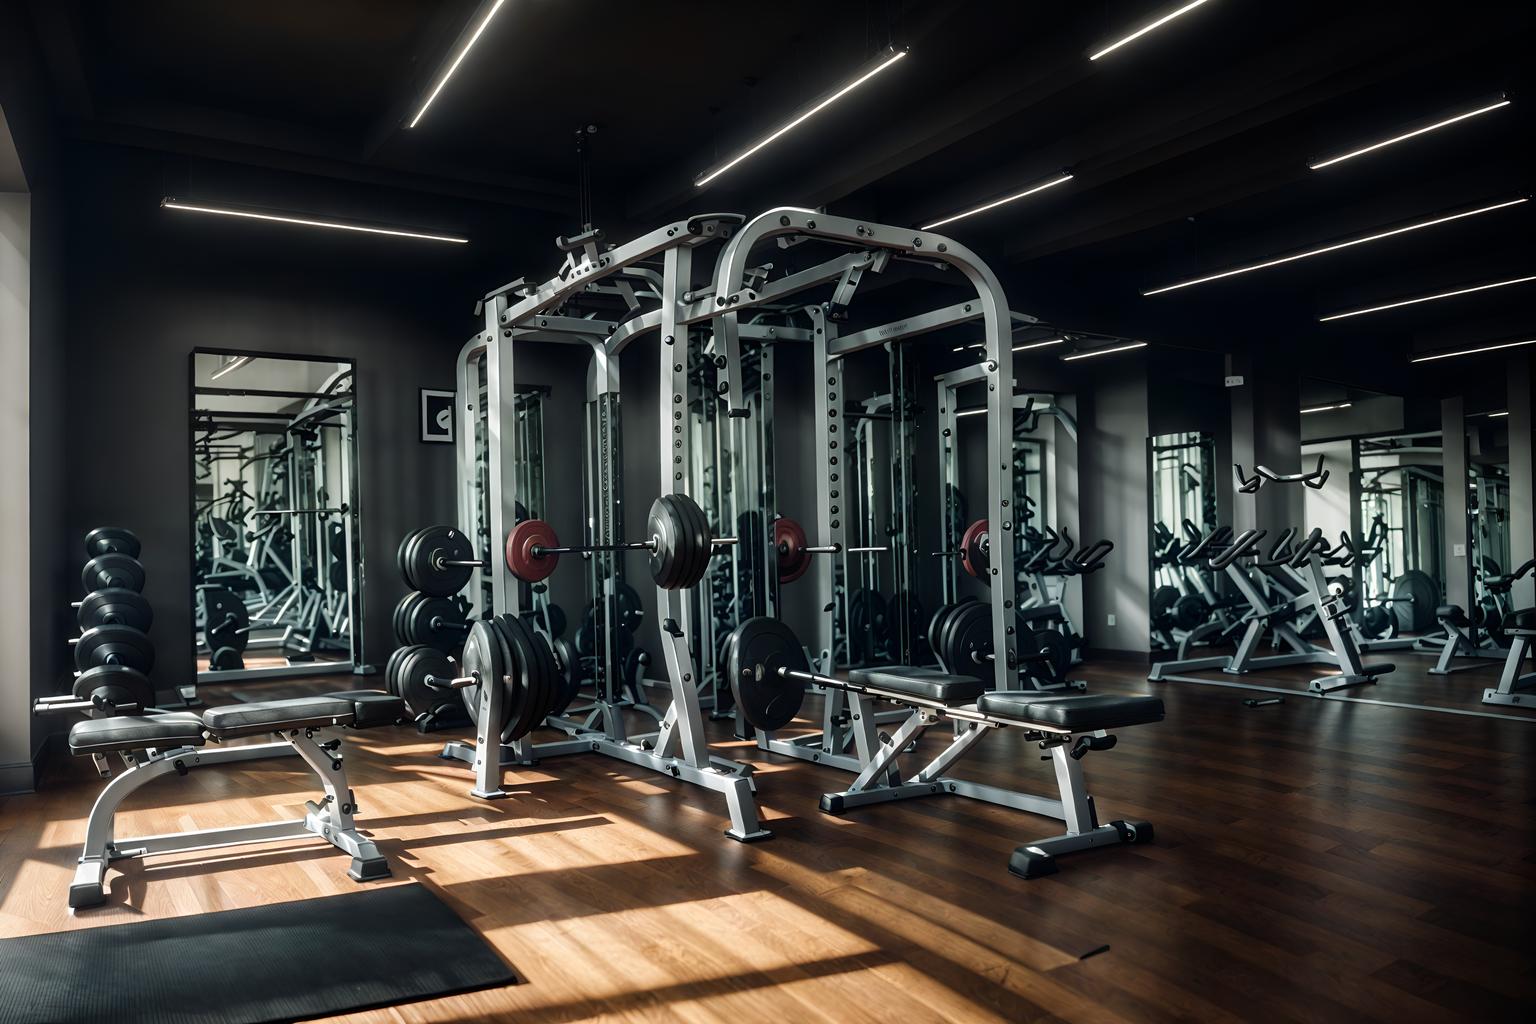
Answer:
[1436,604,1468,625]
[202,691,402,738]
[322,690,405,728]
[70,713,206,756]
[847,667,987,704]
[1504,606,1536,634]
[976,692,1164,731]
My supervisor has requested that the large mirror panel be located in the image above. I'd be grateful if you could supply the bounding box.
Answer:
[191,351,361,684]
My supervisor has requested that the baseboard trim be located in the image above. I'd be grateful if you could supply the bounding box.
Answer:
[1084,648,1152,664]
[0,759,35,796]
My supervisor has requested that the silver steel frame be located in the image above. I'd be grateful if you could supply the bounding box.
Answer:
[440,215,780,841]
[700,211,1022,772]
[69,728,387,909]
[1482,629,1536,706]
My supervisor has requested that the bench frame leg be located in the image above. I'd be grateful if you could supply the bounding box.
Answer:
[817,697,1152,877]
[1482,636,1536,706]
[69,731,388,911]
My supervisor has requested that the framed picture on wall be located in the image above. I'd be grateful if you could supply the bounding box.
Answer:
[420,389,455,444]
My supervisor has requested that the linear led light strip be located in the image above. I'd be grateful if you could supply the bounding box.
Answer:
[1062,341,1147,361]
[161,199,469,244]
[1144,197,1528,295]
[1309,98,1511,170]
[921,173,1073,231]
[1487,411,1509,418]
[950,337,1065,353]
[1321,274,1536,321]
[1301,402,1352,414]
[210,356,251,381]
[407,0,507,129]
[1089,0,1212,61]
[1410,337,1536,363]
[696,48,907,187]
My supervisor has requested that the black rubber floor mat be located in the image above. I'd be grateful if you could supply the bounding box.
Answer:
[0,883,516,1023]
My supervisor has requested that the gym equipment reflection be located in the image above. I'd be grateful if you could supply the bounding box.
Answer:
[190,351,362,683]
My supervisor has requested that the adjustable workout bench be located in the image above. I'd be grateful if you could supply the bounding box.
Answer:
[729,619,1163,878]
[819,667,1161,878]
[65,690,402,909]
[1483,606,1536,707]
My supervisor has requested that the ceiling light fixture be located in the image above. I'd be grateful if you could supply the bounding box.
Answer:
[695,48,908,187]
[406,0,508,129]
[1014,337,1066,352]
[1487,410,1509,418]
[1410,337,1536,363]
[1089,0,1212,61]
[1300,402,1352,414]
[161,198,469,243]
[1144,197,1528,295]
[920,172,1073,231]
[210,355,251,381]
[1062,341,1148,361]
[1309,97,1511,170]
[1320,274,1536,321]
[955,408,987,418]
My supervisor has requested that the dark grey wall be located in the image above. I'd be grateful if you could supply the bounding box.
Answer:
[60,140,562,692]
[0,0,72,783]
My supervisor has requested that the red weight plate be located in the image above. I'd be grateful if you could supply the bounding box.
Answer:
[505,520,560,582]
[959,519,990,579]
[775,517,811,584]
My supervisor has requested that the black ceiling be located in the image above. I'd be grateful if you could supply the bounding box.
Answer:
[25,0,1536,399]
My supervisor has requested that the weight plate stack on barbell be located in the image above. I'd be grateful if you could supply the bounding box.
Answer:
[396,592,472,653]
[959,519,990,580]
[1391,570,1440,634]
[403,525,477,597]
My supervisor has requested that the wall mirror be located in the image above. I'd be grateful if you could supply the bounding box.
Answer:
[1147,431,1217,655]
[190,350,361,685]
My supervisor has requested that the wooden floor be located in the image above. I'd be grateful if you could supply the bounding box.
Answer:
[3,652,1534,1023]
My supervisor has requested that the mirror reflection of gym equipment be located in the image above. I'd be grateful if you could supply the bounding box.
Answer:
[190,351,362,683]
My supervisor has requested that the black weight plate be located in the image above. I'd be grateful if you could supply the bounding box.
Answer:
[82,553,145,595]
[329,561,349,592]
[76,624,156,674]
[726,617,809,732]
[209,646,243,671]
[1391,570,1439,633]
[613,583,642,633]
[662,493,698,591]
[1025,627,1073,682]
[384,644,410,698]
[84,527,141,560]
[407,525,476,597]
[394,592,425,646]
[527,620,562,724]
[1152,585,1179,617]
[551,636,580,716]
[1172,594,1208,631]
[546,602,568,639]
[1360,605,1391,640]
[646,494,684,590]
[328,521,347,560]
[408,595,469,653]
[940,598,981,677]
[72,664,155,714]
[928,603,960,664]
[945,602,993,679]
[683,492,714,590]
[496,614,542,741]
[78,588,153,633]
[397,645,455,718]
[396,529,420,583]
[460,619,509,733]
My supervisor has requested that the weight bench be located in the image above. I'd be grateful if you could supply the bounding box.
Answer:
[1482,607,1536,707]
[66,690,402,909]
[1417,603,1508,674]
[819,667,1162,878]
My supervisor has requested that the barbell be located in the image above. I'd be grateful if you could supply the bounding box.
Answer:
[506,492,735,591]
[773,516,888,584]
